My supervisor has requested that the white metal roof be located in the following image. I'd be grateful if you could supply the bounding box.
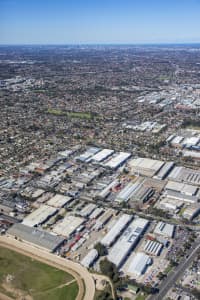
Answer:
[22,205,57,227]
[79,203,96,217]
[101,214,132,247]
[171,136,184,145]
[129,157,164,176]
[165,180,198,196]
[53,215,84,237]
[144,240,163,256]
[81,249,98,268]
[91,149,114,162]
[47,194,72,208]
[104,152,131,169]
[108,218,149,267]
[128,252,152,276]
[116,179,143,202]
[154,221,175,238]
[182,137,200,146]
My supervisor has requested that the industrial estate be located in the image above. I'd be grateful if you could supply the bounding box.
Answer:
[0,44,200,300]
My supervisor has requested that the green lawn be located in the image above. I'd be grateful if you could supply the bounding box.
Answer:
[35,282,79,300]
[0,246,78,300]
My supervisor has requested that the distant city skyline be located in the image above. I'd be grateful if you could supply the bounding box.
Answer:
[0,0,200,45]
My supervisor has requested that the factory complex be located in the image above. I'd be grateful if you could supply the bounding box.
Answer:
[107,217,149,267]
[1,145,200,289]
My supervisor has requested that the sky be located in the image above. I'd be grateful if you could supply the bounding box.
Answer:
[0,0,200,44]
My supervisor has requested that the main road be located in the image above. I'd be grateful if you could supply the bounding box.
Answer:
[148,238,200,300]
[0,235,95,300]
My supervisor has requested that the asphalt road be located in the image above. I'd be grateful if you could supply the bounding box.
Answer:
[148,238,200,300]
[0,235,95,300]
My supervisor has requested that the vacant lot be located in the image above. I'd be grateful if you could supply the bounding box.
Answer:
[0,246,78,300]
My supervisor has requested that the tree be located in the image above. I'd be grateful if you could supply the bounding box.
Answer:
[95,290,113,300]
[94,243,108,256]
[100,258,119,281]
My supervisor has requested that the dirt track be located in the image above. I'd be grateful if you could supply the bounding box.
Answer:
[0,292,13,300]
[0,235,95,300]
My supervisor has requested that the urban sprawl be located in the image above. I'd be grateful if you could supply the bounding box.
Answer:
[0,45,200,300]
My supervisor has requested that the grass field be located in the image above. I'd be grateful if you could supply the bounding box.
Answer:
[0,246,79,300]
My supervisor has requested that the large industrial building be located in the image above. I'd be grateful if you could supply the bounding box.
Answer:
[78,203,97,218]
[115,178,144,203]
[104,152,131,169]
[94,209,115,230]
[101,214,132,247]
[127,252,152,276]
[154,222,175,238]
[97,179,119,200]
[47,194,72,208]
[22,205,58,227]
[162,189,198,204]
[7,223,65,252]
[182,204,200,220]
[76,147,100,162]
[53,215,85,237]
[143,240,163,256]
[128,158,164,177]
[89,207,104,219]
[167,166,200,186]
[81,249,98,268]
[108,218,149,267]
[165,181,198,196]
[154,162,175,180]
[91,149,114,163]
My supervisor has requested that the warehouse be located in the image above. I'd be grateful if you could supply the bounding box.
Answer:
[183,150,200,160]
[91,149,114,163]
[108,218,149,267]
[97,179,119,199]
[154,222,175,238]
[22,205,58,227]
[159,197,183,213]
[171,136,184,147]
[47,194,72,208]
[79,203,97,218]
[166,134,175,143]
[162,189,198,204]
[182,204,200,220]
[167,166,200,186]
[130,185,154,204]
[182,137,200,148]
[89,207,104,219]
[58,149,73,158]
[20,187,45,199]
[116,179,144,202]
[104,152,131,169]
[127,252,152,276]
[101,214,132,247]
[143,240,163,256]
[7,223,65,252]
[129,158,164,177]
[165,181,198,196]
[94,209,114,230]
[53,215,85,237]
[81,249,98,268]
[154,162,175,180]
[76,147,100,162]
